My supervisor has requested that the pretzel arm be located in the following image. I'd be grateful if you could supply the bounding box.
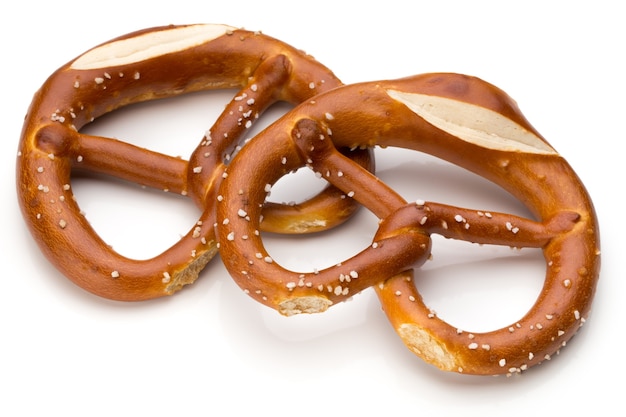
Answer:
[187,54,292,204]
[415,202,580,248]
[73,131,189,194]
[291,117,406,218]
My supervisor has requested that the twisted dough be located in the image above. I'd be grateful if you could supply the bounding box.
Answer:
[16,24,371,300]
[216,73,600,375]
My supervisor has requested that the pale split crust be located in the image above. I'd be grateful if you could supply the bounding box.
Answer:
[71,24,235,70]
[386,89,557,155]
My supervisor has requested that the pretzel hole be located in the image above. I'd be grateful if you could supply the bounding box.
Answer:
[374,146,544,332]
[259,154,378,271]
[71,172,200,260]
[72,90,235,259]
[80,89,237,156]
[375,147,535,216]
[265,166,328,207]
[72,88,295,260]
[417,237,544,332]
[262,207,378,273]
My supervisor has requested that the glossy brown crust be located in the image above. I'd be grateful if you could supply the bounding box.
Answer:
[216,73,600,375]
[16,24,372,301]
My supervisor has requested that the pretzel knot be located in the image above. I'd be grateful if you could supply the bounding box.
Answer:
[216,73,600,375]
[16,24,372,301]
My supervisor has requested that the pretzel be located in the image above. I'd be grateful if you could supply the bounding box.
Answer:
[216,73,600,375]
[16,24,373,301]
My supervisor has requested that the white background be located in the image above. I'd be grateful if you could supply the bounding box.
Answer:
[2,1,622,415]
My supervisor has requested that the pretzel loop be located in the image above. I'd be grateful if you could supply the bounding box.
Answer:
[216,73,600,375]
[16,24,373,301]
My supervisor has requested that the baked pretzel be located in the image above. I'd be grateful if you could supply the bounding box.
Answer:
[216,73,600,375]
[16,24,372,301]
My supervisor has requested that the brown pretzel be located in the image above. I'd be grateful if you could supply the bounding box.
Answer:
[216,73,600,375]
[16,24,372,301]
